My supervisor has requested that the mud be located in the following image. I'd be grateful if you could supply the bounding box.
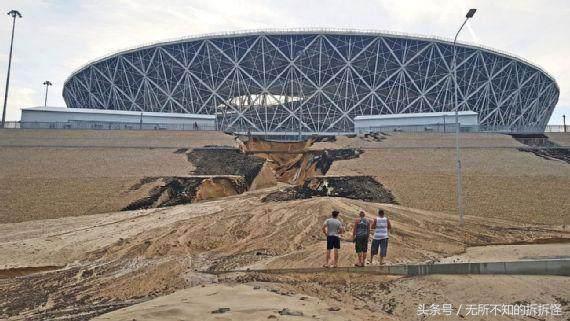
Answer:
[262,176,397,204]
[512,133,570,163]
[122,176,246,211]
[1,194,568,320]
[0,257,201,320]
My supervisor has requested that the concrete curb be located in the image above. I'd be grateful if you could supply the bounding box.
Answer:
[213,259,570,277]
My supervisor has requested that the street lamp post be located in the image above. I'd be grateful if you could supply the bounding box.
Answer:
[563,114,566,133]
[43,81,52,107]
[1,10,23,128]
[452,8,476,226]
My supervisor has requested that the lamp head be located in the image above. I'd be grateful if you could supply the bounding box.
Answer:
[466,9,476,19]
[7,10,22,18]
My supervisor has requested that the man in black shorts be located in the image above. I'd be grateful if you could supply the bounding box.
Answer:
[322,210,344,268]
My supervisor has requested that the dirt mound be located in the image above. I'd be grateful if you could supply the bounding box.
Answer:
[1,192,569,320]
[262,176,396,204]
[187,148,266,186]
[122,176,246,211]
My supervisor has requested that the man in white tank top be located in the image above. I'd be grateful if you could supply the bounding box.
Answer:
[369,209,391,265]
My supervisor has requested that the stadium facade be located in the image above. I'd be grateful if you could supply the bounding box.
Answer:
[63,29,559,134]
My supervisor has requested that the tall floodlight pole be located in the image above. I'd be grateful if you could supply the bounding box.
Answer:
[43,81,52,107]
[1,10,22,128]
[452,8,476,226]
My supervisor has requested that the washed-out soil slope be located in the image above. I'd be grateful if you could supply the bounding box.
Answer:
[1,189,568,320]
[1,131,569,319]
[123,142,370,210]
[122,176,247,211]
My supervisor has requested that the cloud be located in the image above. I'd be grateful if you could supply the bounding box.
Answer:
[0,0,568,123]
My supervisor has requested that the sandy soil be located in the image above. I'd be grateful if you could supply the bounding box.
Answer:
[1,191,567,271]
[548,133,570,146]
[0,147,193,223]
[0,129,238,223]
[319,134,570,225]
[1,130,567,225]
[0,195,227,269]
[438,243,570,263]
[0,190,568,320]
[224,271,570,321]
[0,129,236,148]
[92,283,374,321]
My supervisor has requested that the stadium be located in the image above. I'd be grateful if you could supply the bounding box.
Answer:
[61,29,559,134]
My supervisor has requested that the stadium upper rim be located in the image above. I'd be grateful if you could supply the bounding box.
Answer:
[64,28,559,91]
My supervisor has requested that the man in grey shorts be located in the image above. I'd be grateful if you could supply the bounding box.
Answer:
[370,209,391,265]
[322,210,344,268]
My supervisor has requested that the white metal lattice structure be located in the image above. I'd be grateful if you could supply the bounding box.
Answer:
[63,29,559,133]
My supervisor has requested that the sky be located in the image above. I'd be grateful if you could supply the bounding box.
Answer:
[0,0,568,124]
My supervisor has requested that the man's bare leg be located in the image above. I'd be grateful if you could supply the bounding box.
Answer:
[332,249,339,267]
[324,250,331,267]
[379,256,384,265]
[368,253,374,265]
